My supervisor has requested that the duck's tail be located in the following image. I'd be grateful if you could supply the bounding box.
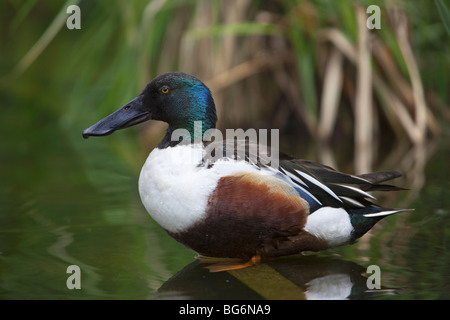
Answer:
[356,171,407,192]
[362,208,414,218]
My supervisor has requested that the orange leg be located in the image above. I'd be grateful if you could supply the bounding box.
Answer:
[195,255,261,272]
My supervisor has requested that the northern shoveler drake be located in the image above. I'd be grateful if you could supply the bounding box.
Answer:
[83,72,410,271]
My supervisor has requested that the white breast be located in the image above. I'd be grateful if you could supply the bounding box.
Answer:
[138,143,259,233]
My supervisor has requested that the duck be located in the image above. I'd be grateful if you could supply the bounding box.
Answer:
[83,72,410,271]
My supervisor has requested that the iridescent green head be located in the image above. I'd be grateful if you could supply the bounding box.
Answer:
[83,72,217,144]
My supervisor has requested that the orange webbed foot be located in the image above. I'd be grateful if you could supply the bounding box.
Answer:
[195,255,261,272]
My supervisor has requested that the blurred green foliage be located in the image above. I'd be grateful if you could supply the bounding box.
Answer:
[1,0,448,137]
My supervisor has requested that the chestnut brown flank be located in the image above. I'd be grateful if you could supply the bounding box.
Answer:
[168,173,328,259]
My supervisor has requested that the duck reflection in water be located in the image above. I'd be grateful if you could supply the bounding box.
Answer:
[156,255,395,300]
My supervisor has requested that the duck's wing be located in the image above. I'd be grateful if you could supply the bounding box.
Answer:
[201,139,404,211]
[277,158,405,211]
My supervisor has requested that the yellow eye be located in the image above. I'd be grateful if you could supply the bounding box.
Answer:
[161,87,169,94]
